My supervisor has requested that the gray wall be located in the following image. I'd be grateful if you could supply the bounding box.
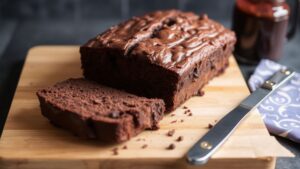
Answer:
[0,0,235,21]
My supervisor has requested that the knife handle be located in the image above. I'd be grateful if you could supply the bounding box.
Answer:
[261,68,294,90]
[186,68,295,165]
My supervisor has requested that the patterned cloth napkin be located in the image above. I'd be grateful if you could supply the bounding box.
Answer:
[249,59,300,143]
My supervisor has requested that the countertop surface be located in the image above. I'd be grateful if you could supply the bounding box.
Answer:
[0,19,299,169]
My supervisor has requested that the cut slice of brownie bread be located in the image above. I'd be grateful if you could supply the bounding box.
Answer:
[80,10,236,111]
[36,78,165,143]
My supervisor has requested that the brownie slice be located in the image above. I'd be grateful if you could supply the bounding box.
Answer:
[36,78,165,143]
[80,10,236,111]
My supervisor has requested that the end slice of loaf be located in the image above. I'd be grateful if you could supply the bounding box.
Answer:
[37,78,165,142]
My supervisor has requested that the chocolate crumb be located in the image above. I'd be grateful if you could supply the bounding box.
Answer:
[180,119,184,123]
[208,123,214,129]
[141,144,148,149]
[171,120,177,124]
[197,90,205,96]
[184,109,190,114]
[183,106,188,109]
[167,129,175,137]
[112,148,118,155]
[166,143,176,150]
[186,109,191,113]
[122,145,128,149]
[152,125,160,130]
[136,138,146,141]
[176,136,183,142]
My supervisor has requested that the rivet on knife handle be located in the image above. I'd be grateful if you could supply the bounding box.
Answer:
[186,68,295,165]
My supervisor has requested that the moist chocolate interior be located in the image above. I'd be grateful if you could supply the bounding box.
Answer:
[37,79,164,129]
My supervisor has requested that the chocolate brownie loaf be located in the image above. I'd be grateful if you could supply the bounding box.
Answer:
[80,10,236,111]
[37,78,165,142]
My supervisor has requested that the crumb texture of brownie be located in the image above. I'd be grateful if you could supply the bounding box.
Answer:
[80,10,236,111]
[36,78,165,142]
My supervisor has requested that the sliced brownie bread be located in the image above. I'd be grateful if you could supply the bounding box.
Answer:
[80,10,236,111]
[37,78,165,142]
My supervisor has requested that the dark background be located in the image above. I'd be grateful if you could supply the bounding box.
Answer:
[0,0,299,168]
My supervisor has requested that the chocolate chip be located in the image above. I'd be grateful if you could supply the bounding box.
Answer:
[92,99,102,104]
[167,129,175,137]
[223,44,227,51]
[183,106,188,109]
[188,113,193,116]
[141,144,148,149]
[208,123,214,129]
[166,143,176,150]
[109,112,120,118]
[193,67,199,78]
[122,145,128,149]
[176,136,183,142]
[180,119,184,123]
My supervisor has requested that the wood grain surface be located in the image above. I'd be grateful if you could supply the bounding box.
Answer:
[0,46,292,169]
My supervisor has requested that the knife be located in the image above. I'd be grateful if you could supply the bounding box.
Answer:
[186,68,295,165]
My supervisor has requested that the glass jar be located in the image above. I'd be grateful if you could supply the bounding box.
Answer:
[232,0,299,64]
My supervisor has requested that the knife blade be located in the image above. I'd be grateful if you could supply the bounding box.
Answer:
[186,68,295,165]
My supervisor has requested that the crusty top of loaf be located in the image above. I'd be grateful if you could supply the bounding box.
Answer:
[82,10,236,74]
[37,78,165,122]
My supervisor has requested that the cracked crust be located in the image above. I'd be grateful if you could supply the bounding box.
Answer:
[80,10,236,110]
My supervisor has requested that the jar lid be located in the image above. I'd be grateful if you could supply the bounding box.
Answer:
[237,0,289,21]
[251,0,285,3]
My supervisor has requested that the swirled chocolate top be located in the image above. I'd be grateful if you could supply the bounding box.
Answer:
[83,10,236,75]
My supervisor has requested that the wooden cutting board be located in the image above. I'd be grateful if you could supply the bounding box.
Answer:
[0,46,292,169]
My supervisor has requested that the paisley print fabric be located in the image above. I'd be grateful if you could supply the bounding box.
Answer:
[249,59,300,143]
